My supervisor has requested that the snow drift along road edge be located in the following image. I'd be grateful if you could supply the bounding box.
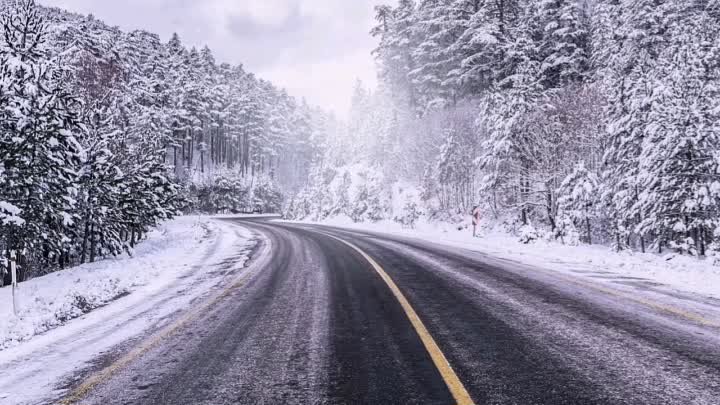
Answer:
[0,216,246,350]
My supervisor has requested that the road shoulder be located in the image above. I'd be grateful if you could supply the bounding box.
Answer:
[0,218,257,405]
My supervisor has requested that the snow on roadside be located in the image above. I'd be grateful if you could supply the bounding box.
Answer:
[0,217,255,405]
[289,217,720,300]
[212,213,282,219]
[0,216,228,350]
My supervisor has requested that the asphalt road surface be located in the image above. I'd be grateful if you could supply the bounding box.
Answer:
[68,218,720,405]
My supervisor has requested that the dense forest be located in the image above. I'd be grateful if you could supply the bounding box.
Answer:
[291,0,720,257]
[4,0,720,283]
[0,0,334,281]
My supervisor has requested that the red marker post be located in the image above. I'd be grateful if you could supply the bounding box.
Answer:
[472,206,481,237]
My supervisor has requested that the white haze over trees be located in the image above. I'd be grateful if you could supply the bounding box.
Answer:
[291,0,720,258]
[3,0,720,285]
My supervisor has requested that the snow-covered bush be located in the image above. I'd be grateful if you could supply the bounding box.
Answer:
[394,198,422,229]
[557,163,599,244]
[252,180,284,213]
[365,177,389,222]
[670,237,699,257]
[192,174,283,214]
[289,164,393,222]
[350,182,370,222]
[555,216,580,246]
[330,172,352,218]
[519,224,540,244]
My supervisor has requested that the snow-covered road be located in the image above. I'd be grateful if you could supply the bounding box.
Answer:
[294,217,720,301]
[66,219,720,405]
[2,217,720,404]
[0,217,257,404]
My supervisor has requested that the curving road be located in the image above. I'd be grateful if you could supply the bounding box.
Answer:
[70,218,720,405]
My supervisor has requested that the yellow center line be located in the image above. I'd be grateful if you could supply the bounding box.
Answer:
[322,232,475,405]
[328,223,719,330]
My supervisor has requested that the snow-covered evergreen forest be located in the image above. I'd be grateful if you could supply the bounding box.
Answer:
[0,0,334,281]
[4,0,720,282]
[290,0,720,258]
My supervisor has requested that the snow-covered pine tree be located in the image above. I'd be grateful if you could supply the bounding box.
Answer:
[557,162,599,244]
[449,0,521,94]
[436,105,478,213]
[410,0,459,111]
[479,1,544,226]
[599,0,669,252]
[635,4,720,255]
[440,0,483,98]
[0,0,82,274]
[263,89,294,178]
[196,45,220,175]
[330,172,352,218]
[372,0,419,111]
[395,196,422,229]
[121,30,174,154]
[276,99,313,193]
[165,33,191,177]
[536,0,589,88]
[77,103,126,263]
[117,147,180,248]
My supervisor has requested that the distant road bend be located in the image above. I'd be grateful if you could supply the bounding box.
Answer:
[67,218,720,405]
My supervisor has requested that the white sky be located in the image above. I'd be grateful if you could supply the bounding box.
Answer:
[39,0,390,117]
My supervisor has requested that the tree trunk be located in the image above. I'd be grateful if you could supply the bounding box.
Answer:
[89,224,97,263]
[210,127,214,165]
[546,189,556,232]
[188,128,193,170]
[81,215,90,264]
[585,217,592,245]
[200,120,205,173]
[181,142,186,174]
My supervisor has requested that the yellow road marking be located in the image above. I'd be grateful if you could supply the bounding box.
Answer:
[333,226,719,329]
[324,233,475,405]
[60,253,264,404]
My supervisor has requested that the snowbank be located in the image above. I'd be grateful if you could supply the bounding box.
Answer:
[0,216,234,350]
[290,217,720,300]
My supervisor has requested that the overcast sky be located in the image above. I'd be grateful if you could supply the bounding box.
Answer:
[39,0,389,117]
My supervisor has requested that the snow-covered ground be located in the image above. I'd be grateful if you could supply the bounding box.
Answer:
[1,217,218,349]
[0,216,256,404]
[290,216,720,301]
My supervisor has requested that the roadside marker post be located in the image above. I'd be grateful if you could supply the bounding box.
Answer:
[10,250,18,317]
[472,206,481,237]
